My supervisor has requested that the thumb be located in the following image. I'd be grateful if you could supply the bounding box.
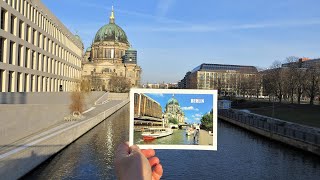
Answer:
[115,142,130,160]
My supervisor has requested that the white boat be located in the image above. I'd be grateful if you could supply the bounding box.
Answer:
[142,128,173,141]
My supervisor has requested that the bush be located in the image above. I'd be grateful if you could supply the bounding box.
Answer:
[69,91,85,113]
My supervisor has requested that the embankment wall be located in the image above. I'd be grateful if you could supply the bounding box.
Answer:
[219,109,320,156]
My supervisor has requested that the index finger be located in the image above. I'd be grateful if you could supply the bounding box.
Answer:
[141,149,155,158]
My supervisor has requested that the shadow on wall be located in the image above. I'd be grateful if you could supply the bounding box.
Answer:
[0,144,67,179]
[0,93,27,104]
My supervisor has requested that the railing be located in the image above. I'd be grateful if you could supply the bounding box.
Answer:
[219,109,320,146]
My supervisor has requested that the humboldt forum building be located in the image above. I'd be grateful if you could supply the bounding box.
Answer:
[0,0,83,92]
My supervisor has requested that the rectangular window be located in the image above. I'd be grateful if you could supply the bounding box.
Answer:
[32,29,36,45]
[8,71,13,92]
[0,37,3,62]
[18,45,22,66]
[0,69,3,91]
[9,41,13,64]
[31,51,34,69]
[24,73,27,92]
[1,9,6,30]
[17,72,21,92]
[26,25,30,42]
[25,48,29,68]
[10,15,15,34]
[38,32,40,47]
[30,75,34,92]
[19,20,23,38]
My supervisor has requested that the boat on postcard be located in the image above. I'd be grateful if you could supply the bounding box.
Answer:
[142,128,173,141]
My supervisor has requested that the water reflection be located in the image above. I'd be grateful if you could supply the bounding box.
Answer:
[24,106,320,179]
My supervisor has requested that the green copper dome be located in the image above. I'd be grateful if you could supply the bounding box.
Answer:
[75,34,84,47]
[94,7,129,45]
[86,47,92,52]
[94,23,129,44]
[168,96,179,105]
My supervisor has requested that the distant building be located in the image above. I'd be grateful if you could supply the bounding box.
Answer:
[179,63,258,96]
[163,95,185,124]
[143,82,178,89]
[282,58,320,68]
[82,7,141,91]
[0,0,83,92]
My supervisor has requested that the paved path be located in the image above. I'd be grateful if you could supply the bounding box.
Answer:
[0,100,126,159]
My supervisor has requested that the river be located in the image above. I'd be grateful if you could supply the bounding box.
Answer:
[23,105,320,179]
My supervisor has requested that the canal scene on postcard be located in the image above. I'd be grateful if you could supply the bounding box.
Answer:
[131,89,217,149]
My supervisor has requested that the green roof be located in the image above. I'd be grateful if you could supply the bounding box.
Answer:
[86,47,92,52]
[94,23,129,45]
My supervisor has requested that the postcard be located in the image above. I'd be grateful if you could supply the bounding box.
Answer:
[129,89,217,151]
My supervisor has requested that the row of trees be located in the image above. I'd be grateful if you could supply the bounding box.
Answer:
[90,75,131,93]
[263,57,320,105]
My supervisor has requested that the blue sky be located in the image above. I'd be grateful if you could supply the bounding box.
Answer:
[145,93,213,124]
[43,0,320,83]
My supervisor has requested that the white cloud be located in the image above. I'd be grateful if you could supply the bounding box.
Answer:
[181,106,199,111]
[194,118,201,121]
[128,19,320,33]
[192,113,203,118]
[150,93,164,97]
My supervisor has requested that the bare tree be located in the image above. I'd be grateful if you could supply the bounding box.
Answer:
[283,56,300,104]
[304,65,320,105]
[296,68,306,104]
[109,76,131,93]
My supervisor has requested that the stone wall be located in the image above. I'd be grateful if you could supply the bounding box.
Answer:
[0,92,106,145]
[219,109,320,156]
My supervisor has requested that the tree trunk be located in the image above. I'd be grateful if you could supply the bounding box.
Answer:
[297,88,302,104]
[291,89,294,104]
[310,95,315,105]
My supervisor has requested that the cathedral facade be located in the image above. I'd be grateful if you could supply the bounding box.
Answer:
[163,95,185,124]
[82,7,141,91]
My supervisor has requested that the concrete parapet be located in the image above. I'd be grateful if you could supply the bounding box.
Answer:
[0,92,107,146]
[0,99,129,180]
[219,109,320,156]
[0,92,105,105]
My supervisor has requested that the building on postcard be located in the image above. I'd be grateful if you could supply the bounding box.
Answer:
[82,7,141,91]
[163,95,185,125]
[0,0,83,92]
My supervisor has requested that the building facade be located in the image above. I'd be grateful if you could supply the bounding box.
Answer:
[282,58,320,69]
[163,95,185,124]
[179,63,258,96]
[82,7,141,91]
[0,0,83,92]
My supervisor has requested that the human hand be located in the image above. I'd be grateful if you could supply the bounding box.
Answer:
[114,142,163,180]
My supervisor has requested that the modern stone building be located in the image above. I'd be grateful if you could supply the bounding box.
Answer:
[82,7,141,91]
[0,0,83,92]
[163,95,185,124]
[179,63,258,96]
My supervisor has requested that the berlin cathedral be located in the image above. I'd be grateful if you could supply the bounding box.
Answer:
[82,7,141,91]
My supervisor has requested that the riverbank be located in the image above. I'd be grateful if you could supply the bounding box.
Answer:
[0,95,129,180]
[219,109,320,156]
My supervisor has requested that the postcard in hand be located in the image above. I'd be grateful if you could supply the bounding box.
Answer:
[129,89,217,151]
